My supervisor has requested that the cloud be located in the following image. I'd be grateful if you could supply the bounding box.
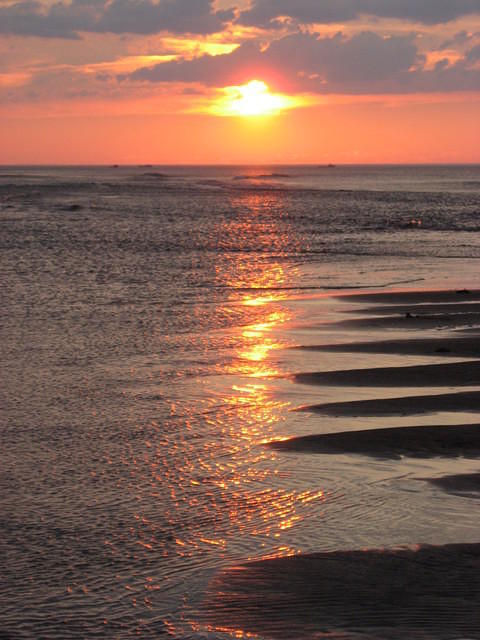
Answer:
[266,31,419,85]
[4,0,479,41]
[0,0,232,38]
[126,30,480,94]
[238,0,480,27]
[0,1,86,39]
[465,42,480,61]
[439,30,473,49]
[127,40,260,85]
[95,0,233,35]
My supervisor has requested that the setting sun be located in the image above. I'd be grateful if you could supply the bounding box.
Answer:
[211,80,304,117]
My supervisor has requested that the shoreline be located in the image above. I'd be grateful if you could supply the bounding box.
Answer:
[202,286,480,638]
[202,543,480,639]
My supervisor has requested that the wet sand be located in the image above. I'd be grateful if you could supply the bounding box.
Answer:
[321,288,480,331]
[294,360,480,387]
[297,389,480,416]
[204,289,480,639]
[269,424,480,459]
[341,301,480,315]
[325,311,480,331]
[336,289,480,304]
[294,335,480,358]
[425,472,480,497]
[203,543,480,639]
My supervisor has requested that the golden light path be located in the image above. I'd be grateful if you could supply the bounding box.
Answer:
[183,260,327,638]
[211,79,306,117]
[150,206,327,637]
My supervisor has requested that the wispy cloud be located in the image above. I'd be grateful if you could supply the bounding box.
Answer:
[1,0,479,115]
[127,31,480,94]
[0,0,233,38]
[238,0,480,27]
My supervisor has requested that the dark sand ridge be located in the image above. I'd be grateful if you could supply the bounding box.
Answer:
[293,335,480,358]
[341,301,480,315]
[324,311,480,331]
[294,360,480,387]
[202,543,480,640]
[268,424,480,460]
[201,290,480,639]
[202,290,480,638]
[335,289,480,305]
[425,472,480,496]
[297,390,480,417]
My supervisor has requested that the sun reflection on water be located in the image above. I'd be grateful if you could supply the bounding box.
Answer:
[153,257,327,577]
[186,259,326,551]
[129,210,329,636]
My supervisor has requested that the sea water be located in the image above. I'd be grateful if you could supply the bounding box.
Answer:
[1,165,480,638]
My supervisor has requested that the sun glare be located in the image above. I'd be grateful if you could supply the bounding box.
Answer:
[211,80,302,117]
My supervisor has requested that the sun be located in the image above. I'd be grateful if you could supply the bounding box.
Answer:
[211,79,303,117]
[229,80,287,116]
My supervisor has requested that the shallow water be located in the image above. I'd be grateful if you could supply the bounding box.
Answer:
[1,165,480,638]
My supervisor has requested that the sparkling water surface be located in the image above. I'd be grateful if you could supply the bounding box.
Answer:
[1,165,480,638]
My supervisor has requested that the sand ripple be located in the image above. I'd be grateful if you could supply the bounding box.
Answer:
[202,543,480,640]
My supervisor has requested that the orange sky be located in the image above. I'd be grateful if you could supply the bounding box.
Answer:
[0,1,479,164]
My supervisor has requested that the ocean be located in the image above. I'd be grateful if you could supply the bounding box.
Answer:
[1,165,480,639]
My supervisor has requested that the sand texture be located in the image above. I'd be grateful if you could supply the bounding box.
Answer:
[204,289,480,639]
[269,424,480,459]
[294,360,480,387]
[326,311,480,331]
[342,301,480,315]
[295,335,480,358]
[297,390,480,416]
[335,289,480,304]
[203,543,480,640]
[425,472,480,497]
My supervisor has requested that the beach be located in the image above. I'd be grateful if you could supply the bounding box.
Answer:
[201,286,480,639]
[1,165,479,639]
[4,0,480,630]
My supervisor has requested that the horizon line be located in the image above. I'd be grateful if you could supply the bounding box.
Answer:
[1,162,480,167]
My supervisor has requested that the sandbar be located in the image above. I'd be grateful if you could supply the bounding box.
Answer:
[202,543,480,639]
[294,335,480,358]
[342,301,480,315]
[294,360,480,387]
[297,390,480,416]
[335,289,480,304]
[326,311,480,331]
[425,472,480,496]
[204,289,480,638]
[268,424,480,459]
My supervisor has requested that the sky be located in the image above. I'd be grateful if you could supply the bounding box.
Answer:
[1,0,479,164]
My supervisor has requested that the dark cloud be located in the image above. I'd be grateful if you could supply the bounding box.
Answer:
[266,31,418,85]
[0,1,86,39]
[127,30,480,94]
[368,0,480,24]
[127,40,261,86]
[127,31,419,89]
[406,60,480,92]
[3,0,479,40]
[0,0,231,38]
[439,30,473,49]
[239,0,480,27]
[95,0,232,35]
[465,43,480,61]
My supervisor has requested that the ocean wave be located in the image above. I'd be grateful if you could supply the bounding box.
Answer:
[232,172,291,180]
[195,179,227,188]
[141,172,170,178]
